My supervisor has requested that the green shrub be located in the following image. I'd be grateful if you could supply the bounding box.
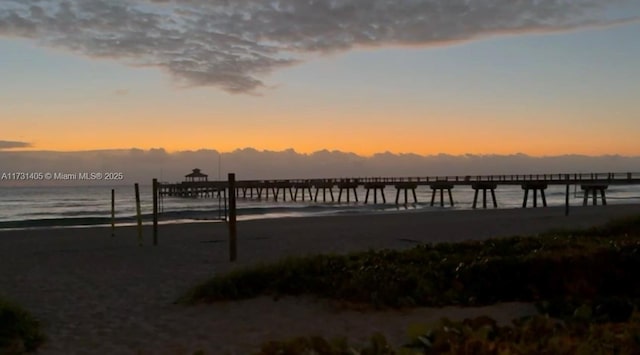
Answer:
[180,214,640,310]
[254,313,640,354]
[401,313,640,354]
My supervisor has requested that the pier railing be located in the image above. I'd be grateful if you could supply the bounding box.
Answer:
[159,172,640,189]
[352,172,640,185]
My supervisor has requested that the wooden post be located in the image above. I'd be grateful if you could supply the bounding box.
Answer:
[565,184,570,216]
[135,183,142,246]
[228,173,237,262]
[491,189,497,208]
[483,189,487,209]
[152,179,158,246]
[472,189,479,209]
[223,188,228,220]
[111,189,115,237]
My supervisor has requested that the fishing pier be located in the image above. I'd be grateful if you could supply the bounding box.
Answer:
[158,170,640,209]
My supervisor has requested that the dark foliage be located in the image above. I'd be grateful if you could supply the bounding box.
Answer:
[181,214,640,312]
[0,297,45,354]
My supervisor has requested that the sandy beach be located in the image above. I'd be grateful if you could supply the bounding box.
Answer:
[2,204,640,354]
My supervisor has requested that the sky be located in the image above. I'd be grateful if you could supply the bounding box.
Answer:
[1,0,640,158]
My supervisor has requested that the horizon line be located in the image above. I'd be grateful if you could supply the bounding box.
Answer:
[2,146,640,159]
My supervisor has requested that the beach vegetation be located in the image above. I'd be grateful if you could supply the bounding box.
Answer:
[180,214,640,313]
[254,312,640,354]
[0,296,45,354]
[181,215,640,353]
[257,333,394,355]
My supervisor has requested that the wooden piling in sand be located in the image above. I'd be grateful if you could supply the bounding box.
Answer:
[111,189,115,237]
[228,173,237,262]
[565,183,570,216]
[152,179,158,246]
[135,183,142,246]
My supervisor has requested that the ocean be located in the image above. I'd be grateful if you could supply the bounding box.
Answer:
[1,183,640,230]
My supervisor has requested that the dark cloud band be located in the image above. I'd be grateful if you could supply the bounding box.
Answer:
[0,140,31,150]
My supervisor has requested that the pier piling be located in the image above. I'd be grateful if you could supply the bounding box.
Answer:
[314,182,335,202]
[394,183,418,205]
[337,182,359,203]
[364,183,386,204]
[581,184,608,206]
[430,183,454,207]
[293,183,313,201]
[472,183,498,209]
[521,182,548,208]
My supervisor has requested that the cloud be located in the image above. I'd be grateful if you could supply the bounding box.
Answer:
[0,1,637,93]
[0,140,31,150]
[1,148,639,185]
